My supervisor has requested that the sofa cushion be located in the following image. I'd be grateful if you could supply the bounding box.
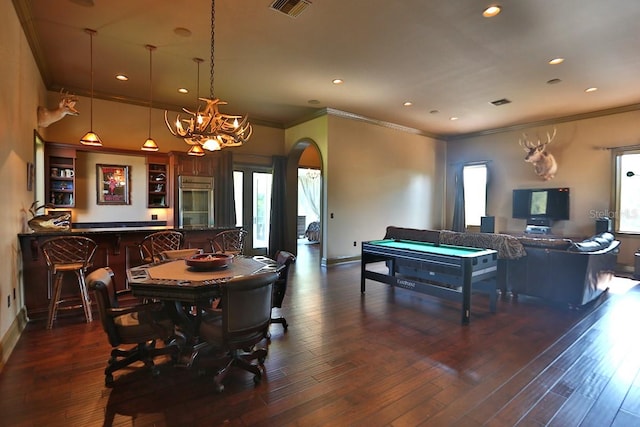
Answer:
[568,232,616,252]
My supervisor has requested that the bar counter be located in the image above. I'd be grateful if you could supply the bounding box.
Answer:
[18,226,235,321]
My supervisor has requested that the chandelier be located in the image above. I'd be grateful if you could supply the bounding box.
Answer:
[165,0,252,155]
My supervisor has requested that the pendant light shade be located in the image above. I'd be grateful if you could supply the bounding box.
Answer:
[80,28,102,147]
[187,144,206,156]
[141,44,159,152]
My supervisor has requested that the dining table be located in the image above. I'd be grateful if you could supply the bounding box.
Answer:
[126,255,278,366]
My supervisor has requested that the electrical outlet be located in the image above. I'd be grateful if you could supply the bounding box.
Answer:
[151,214,158,220]
[353,241,357,246]
[330,213,334,219]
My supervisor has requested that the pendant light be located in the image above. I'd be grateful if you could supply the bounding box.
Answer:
[141,44,159,152]
[80,28,103,147]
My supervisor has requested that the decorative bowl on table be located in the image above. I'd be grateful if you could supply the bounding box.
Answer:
[185,253,233,270]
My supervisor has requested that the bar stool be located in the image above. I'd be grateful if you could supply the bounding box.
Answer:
[209,229,248,255]
[138,230,184,264]
[41,236,98,329]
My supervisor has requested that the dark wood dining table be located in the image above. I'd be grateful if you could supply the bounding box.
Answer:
[127,255,278,365]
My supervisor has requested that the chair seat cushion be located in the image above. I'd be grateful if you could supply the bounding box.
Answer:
[115,311,174,343]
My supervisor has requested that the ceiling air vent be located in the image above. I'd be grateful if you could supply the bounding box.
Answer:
[490,98,511,106]
[270,0,311,18]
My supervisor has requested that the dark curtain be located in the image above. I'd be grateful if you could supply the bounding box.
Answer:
[214,150,236,227]
[452,165,465,232]
[268,156,287,258]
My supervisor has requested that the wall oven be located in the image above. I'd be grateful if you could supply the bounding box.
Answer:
[178,176,214,228]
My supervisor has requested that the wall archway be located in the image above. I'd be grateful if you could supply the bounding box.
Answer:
[285,138,323,261]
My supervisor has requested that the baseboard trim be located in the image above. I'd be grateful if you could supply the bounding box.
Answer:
[322,255,361,266]
[0,308,28,373]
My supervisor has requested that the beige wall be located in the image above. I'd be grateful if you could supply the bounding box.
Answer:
[446,109,640,269]
[1,1,47,364]
[325,115,446,261]
[286,114,446,263]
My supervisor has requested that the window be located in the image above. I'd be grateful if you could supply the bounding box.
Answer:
[614,150,640,233]
[463,164,488,227]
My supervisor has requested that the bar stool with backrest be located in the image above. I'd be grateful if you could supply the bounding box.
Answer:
[41,236,98,329]
[209,229,248,255]
[138,230,184,264]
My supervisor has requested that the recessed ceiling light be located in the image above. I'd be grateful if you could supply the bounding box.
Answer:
[547,78,562,85]
[429,109,440,114]
[450,116,459,121]
[174,27,192,37]
[115,74,128,81]
[549,58,565,65]
[308,99,321,105]
[585,87,598,93]
[332,79,344,85]
[482,5,501,18]
[403,101,413,107]
[178,88,189,94]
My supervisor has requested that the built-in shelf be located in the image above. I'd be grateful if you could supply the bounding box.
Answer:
[148,162,168,208]
[46,147,76,207]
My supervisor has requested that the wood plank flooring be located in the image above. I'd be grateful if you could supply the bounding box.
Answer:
[1,242,640,426]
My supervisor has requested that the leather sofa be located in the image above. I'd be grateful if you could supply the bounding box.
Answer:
[513,232,619,307]
[382,226,619,307]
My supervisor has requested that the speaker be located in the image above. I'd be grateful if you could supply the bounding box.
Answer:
[595,217,612,234]
[480,216,495,233]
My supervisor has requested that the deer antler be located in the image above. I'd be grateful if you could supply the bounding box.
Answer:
[544,127,557,146]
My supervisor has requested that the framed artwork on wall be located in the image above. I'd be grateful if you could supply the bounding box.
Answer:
[97,164,131,205]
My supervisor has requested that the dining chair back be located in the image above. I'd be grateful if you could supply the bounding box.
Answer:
[87,267,179,385]
[271,250,296,331]
[198,271,278,392]
[41,235,98,329]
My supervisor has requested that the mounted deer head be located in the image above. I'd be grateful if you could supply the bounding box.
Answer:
[519,127,558,181]
[37,89,79,128]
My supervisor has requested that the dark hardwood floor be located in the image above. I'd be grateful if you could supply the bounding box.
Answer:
[2,242,640,426]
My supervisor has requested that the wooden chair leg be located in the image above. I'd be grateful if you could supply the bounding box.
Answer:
[47,272,64,329]
[77,270,93,323]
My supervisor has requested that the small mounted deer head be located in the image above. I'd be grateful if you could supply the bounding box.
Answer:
[519,127,558,181]
[37,89,79,128]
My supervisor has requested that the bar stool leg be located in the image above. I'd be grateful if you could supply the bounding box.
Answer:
[47,272,64,329]
[76,270,93,323]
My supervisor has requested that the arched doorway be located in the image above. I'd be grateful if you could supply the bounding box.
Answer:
[286,139,322,264]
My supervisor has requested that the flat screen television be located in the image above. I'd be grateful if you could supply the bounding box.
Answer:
[512,187,570,220]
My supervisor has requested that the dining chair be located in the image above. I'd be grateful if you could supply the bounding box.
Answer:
[209,229,248,255]
[138,230,184,263]
[41,235,98,329]
[87,267,180,386]
[271,250,296,331]
[197,271,278,392]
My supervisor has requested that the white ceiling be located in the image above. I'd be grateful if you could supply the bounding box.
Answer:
[16,0,640,138]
